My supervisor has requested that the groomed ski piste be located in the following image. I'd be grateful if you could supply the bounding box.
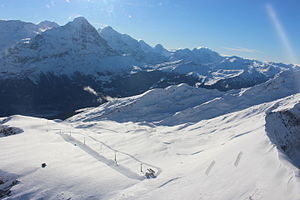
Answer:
[1,71,300,200]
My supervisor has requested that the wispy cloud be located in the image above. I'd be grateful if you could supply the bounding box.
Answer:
[222,47,260,53]
[83,86,97,96]
[46,1,55,8]
[266,3,296,64]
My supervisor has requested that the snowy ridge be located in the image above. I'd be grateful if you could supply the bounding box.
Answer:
[69,70,300,125]
[160,69,300,125]
[68,83,224,123]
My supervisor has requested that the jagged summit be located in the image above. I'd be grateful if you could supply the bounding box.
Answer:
[139,40,154,52]
[99,25,117,33]
[38,20,59,31]
[69,16,90,27]
[154,44,170,57]
[63,16,99,35]
[154,44,164,50]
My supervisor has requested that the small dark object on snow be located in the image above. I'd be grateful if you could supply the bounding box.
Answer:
[145,168,156,179]
[41,163,47,168]
[74,144,77,146]
[147,168,155,174]
[281,145,287,152]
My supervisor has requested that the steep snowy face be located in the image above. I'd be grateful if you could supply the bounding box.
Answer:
[0,20,39,52]
[0,17,130,76]
[46,17,116,56]
[266,97,300,167]
[0,19,58,53]
[98,26,168,64]
[139,40,154,53]
[99,26,142,56]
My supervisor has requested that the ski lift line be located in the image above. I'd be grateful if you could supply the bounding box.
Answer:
[54,125,159,167]
[53,128,161,176]
[54,128,133,157]
[58,132,144,180]
[56,130,114,153]
[84,133,162,176]
[88,136,161,175]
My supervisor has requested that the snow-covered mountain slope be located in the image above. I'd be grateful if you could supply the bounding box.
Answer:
[1,93,299,199]
[68,84,224,123]
[139,40,154,53]
[0,19,58,53]
[99,26,141,56]
[68,70,300,125]
[98,26,168,64]
[0,17,139,78]
[160,69,300,125]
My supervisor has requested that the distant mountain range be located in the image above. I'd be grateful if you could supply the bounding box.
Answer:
[0,17,298,118]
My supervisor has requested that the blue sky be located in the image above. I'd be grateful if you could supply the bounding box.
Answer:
[0,0,299,64]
